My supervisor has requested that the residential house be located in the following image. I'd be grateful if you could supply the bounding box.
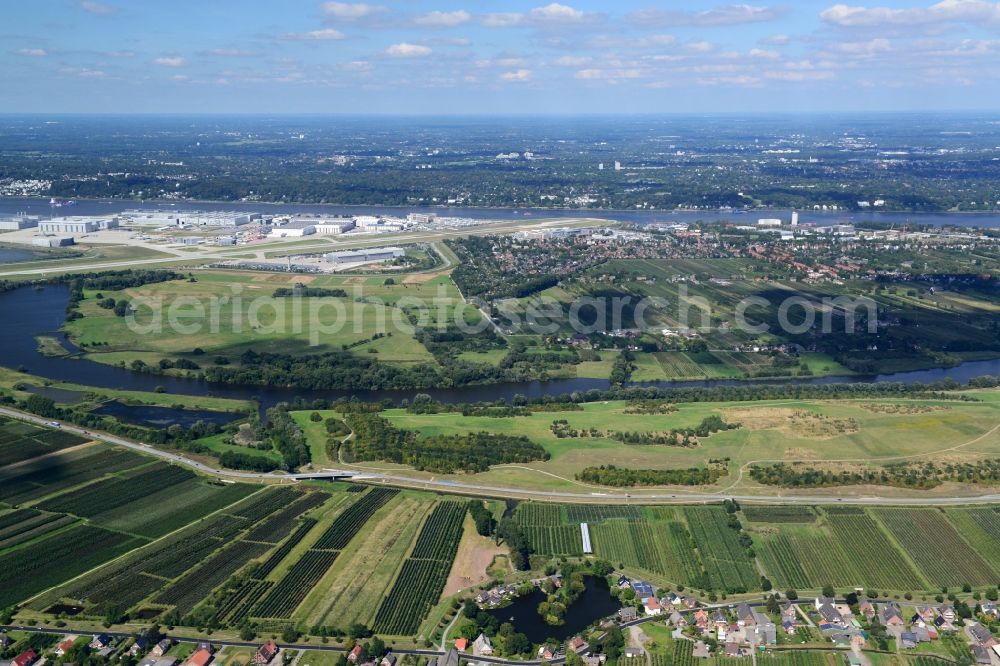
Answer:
[972,645,992,665]
[185,648,214,666]
[880,603,904,626]
[90,635,112,650]
[568,637,587,654]
[969,623,996,648]
[668,611,687,628]
[632,582,654,601]
[644,598,663,617]
[473,634,494,657]
[347,646,363,664]
[12,650,37,666]
[538,647,556,660]
[0,634,10,649]
[712,611,728,629]
[130,637,149,657]
[815,597,835,611]
[736,604,755,626]
[782,620,797,636]
[617,575,631,588]
[619,607,638,623]
[583,655,606,666]
[623,648,644,659]
[255,641,279,666]
[913,626,931,643]
[981,602,999,619]
[781,602,798,625]
[939,605,956,624]
[380,655,396,666]
[694,609,710,632]
[900,632,918,649]
[56,639,76,657]
[818,603,844,627]
[454,639,469,652]
[152,640,173,658]
[858,599,876,620]
[725,643,742,658]
[441,650,460,666]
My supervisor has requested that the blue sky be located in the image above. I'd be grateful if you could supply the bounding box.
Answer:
[3,0,1000,113]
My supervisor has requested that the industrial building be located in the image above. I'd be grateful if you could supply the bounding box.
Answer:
[354,216,407,233]
[268,220,316,238]
[406,212,435,225]
[32,236,75,247]
[757,218,782,228]
[0,215,39,231]
[324,247,405,266]
[122,210,258,227]
[38,217,119,234]
[315,219,356,235]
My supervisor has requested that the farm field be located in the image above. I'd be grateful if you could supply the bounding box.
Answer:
[0,417,89,467]
[61,270,478,369]
[310,392,1000,497]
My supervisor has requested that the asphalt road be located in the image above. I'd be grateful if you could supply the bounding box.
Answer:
[4,404,1000,506]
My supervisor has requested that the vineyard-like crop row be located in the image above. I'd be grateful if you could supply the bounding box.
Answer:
[682,507,759,592]
[825,514,923,590]
[372,557,451,636]
[672,637,695,666]
[254,549,341,618]
[875,508,997,587]
[0,447,147,505]
[513,502,563,526]
[39,463,194,517]
[218,580,274,624]
[89,571,169,610]
[0,423,86,467]
[522,525,583,556]
[565,504,641,523]
[758,651,836,666]
[592,520,672,576]
[0,525,139,607]
[0,514,76,551]
[251,518,318,580]
[758,533,812,589]
[409,502,466,560]
[90,480,256,539]
[742,506,817,523]
[312,488,399,550]
[945,509,1000,571]
[154,541,271,615]
[227,487,304,522]
[245,491,330,544]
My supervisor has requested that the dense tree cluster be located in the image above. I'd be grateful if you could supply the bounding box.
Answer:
[750,458,1000,489]
[577,463,728,487]
[272,286,347,298]
[340,412,549,473]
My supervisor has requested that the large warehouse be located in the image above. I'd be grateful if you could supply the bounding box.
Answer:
[324,247,405,266]
[38,216,119,234]
[0,215,39,231]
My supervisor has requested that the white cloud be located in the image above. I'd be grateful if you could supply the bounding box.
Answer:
[529,3,588,23]
[104,49,135,57]
[153,56,185,67]
[14,48,48,57]
[831,37,892,54]
[749,48,781,58]
[81,1,118,15]
[574,68,642,80]
[628,4,787,27]
[386,43,432,57]
[202,48,257,57]
[555,55,592,66]
[820,1,1000,27]
[764,70,836,81]
[414,10,471,27]
[281,28,346,41]
[500,68,533,81]
[763,33,791,45]
[61,66,108,78]
[342,60,373,72]
[685,40,716,52]
[322,2,386,20]
[481,12,525,27]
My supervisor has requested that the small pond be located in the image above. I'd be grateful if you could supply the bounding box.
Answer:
[91,400,245,428]
[485,576,621,644]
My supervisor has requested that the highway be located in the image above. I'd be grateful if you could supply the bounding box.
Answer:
[4,404,1000,506]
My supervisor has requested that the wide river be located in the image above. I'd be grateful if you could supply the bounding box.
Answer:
[4,197,1000,228]
[2,285,1000,414]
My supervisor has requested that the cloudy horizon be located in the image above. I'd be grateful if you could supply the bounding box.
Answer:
[4,0,1000,114]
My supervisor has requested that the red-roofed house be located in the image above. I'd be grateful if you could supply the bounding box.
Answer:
[348,646,363,664]
[454,639,469,652]
[13,649,38,666]
[185,648,214,666]
[255,641,279,666]
[56,639,76,656]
